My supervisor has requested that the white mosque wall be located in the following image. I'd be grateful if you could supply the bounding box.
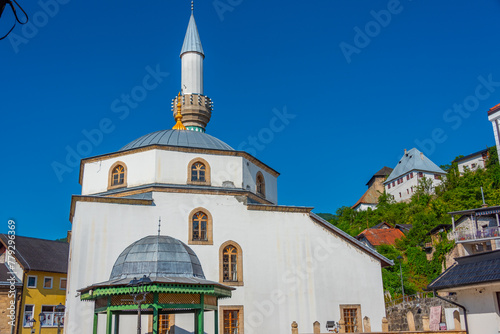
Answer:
[81,150,277,203]
[181,52,203,95]
[242,157,278,204]
[65,191,386,334]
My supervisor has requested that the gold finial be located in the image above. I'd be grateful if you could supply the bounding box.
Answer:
[172,93,187,130]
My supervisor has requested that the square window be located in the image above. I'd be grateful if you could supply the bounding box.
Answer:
[60,278,67,290]
[43,277,53,289]
[23,305,34,327]
[418,172,423,178]
[27,275,37,288]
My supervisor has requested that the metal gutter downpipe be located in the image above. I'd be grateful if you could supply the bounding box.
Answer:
[433,290,469,334]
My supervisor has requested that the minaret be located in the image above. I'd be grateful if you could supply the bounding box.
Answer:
[172,2,213,133]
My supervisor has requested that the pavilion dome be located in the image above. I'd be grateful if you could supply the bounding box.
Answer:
[120,129,234,152]
[109,235,205,280]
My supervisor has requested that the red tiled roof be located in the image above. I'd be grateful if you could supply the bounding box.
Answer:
[488,103,500,116]
[356,228,405,247]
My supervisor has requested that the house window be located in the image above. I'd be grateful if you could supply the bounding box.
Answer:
[23,305,34,327]
[407,189,409,194]
[108,161,127,189]
[388,184,391,189]
[188,208,213,245]
[40,305,64,327]
[399,192,402,198]
[27,275,37,288]
[191,162,206,182]
[43,277,53,289]
[60,278,67,290]
[256,172,265,198]
[410,172,413,179]
[187,158,211,185]
[340,305,362,333]
[407,175,410,181]
[220,241,243,286]
[220,306,244,334]
[471,163,477,169]
[434,174,441,180]
[411,187,413,193]
[392,181,395,187]
[418,172,423,178]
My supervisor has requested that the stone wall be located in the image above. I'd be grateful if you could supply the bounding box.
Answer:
[386,297,457,331]
[0,289,21,334]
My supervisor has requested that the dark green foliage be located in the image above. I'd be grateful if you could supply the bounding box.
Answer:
[321,147,498,296]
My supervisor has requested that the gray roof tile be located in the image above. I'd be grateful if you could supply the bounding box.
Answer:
[427,250,500,290]
[385,148,445,184]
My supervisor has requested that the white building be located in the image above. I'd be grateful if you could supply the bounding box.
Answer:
[384,148,446,202]
[428,250,500,334]
[488,103,500,160]
[455,148,489,174]
[64,7,392,334]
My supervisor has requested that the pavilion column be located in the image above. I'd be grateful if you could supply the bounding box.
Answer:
[197,295,205,334]
[93,313,98,334]
[214,309,218,334]
[114,314,119,334]
[153,293,159,334]
[153,307,159,334]
[106,309,112,334]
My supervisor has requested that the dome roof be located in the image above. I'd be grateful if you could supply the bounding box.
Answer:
[120,129,234,152]
[109,235,205,280]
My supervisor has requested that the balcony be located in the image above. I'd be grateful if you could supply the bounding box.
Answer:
[449,225,500,242]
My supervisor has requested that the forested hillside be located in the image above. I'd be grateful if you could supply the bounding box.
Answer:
[319,147,499,297]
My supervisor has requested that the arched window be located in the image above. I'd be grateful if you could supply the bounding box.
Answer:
[108,161,127,189]
[219,241,243,286]
[256,172,265,198]
[187,158,211,185]
[191,162,206,182]
[188,208,213,245]
[192,212,207,241]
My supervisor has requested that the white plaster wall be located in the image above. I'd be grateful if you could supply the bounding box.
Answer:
[65,191,386,334]
[181,52,203,95]
[81,150,279,203]
[81,150,156,195]
[385,172,443,202]
[455,283,500,334]
[242,158,278,204]
[458,155,486,173]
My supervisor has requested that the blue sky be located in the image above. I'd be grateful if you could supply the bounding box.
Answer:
[2,0,500,240]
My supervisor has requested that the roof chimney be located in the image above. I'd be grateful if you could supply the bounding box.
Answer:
[404,148,407,155]
[420,152,424,160]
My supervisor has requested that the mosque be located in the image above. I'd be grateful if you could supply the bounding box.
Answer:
[64,6,392,334]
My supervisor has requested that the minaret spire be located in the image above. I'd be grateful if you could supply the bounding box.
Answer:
[173,6,213,133]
